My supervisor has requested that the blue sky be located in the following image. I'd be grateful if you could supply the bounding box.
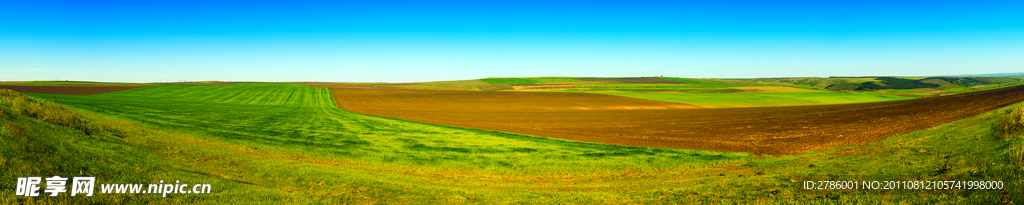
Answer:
[1,0,1022,83]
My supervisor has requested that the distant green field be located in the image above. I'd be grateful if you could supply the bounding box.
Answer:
[942,83,1024,95]
[5,83,1019,203]
[828,77,882,83]
[880,89,932,96]
[480,78,578,84]
[597,92,913,108]
[657,77,739,86]
[884,90,924,94]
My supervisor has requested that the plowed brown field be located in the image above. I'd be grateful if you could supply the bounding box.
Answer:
[0,84,150,95]
[332,85,1024,155]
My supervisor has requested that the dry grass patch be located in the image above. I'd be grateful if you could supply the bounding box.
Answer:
[993,103,1024,166]
[1011,141,1024,166]
[993,104,1024,139]
[0,89,102,135]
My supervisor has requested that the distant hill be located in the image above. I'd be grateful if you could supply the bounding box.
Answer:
[743,76,1023,91]
[949,72,1024,77]
[826,77,1021,91]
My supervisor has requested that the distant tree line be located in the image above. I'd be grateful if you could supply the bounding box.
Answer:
[825,77,1006,91]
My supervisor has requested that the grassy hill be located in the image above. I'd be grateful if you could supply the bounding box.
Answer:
[734,77,1024,92]
[0,88,215,204]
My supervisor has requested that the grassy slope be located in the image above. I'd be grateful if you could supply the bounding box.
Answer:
[598,92,912,108]
[5,83,1020,204]
[0,89,229,204]
[752,103,1022,203]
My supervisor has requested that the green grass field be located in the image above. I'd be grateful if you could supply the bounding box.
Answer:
[596,92,913,108]
[3,83,1020,204]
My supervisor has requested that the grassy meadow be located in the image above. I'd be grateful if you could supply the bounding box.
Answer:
[2,83,1021,204]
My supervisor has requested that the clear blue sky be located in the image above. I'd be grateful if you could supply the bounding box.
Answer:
[1,0,1022,83]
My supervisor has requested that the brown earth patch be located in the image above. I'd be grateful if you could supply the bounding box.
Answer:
[0,84,150,95]
[331,85,1024,155]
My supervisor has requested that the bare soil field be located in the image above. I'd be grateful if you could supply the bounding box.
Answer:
[331,85,1024,155]
[0,84,150,95]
